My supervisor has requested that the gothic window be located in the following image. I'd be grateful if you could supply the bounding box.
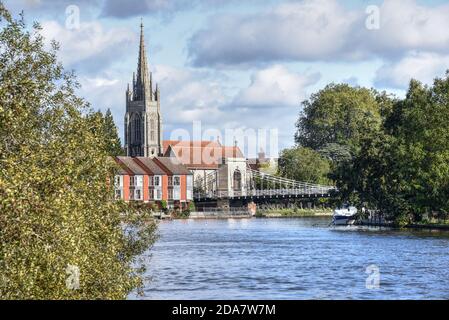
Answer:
[233,170,242,191]
[150,118,155,142]
[132,114,142,144]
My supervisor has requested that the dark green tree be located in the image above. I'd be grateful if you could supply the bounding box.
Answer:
[102,109,124,156]
[333,73,449,224]
[278,147,331,185]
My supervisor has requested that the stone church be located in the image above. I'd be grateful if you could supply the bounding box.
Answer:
[124,24,249,199]
[124,23,163,157]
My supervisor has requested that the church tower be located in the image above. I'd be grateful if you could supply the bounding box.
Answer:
[125,23,163,157]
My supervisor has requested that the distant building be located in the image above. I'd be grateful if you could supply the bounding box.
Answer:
[248,149,278,174]
[163,140,248,196]
[113,156,193,209]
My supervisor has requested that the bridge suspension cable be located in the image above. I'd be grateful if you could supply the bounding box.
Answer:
[194,167,336,200]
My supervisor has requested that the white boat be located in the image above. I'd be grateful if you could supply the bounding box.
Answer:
[332,205,358,225]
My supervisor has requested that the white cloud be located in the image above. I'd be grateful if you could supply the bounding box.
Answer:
[189,0,359,66]
[153,65,227,124]
[375,52,449,89]
[188,0,449,67]
[366,0,449,57]
[40,20,135,72]
[233,65,320,108]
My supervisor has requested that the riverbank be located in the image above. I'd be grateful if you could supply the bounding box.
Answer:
[257,208,333,218]
[358,219,449,231]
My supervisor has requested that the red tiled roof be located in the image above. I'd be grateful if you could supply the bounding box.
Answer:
[162,140,244,169]
[134,157,166,175]
[112,156,192,176]
[155,157,192,175]
[162,140,222,153]
[111,157,132,175]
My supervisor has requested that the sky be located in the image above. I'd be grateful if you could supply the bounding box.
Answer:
[3,0,449,157]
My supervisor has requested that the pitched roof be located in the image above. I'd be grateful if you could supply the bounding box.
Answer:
[110,157,130,175]
[112,156,192,176]
[162,140,221,152]
[116,156,147,175]
[155,157,192,175]
[134,157,166,175]
[162,140,244,169]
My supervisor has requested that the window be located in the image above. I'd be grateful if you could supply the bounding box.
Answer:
[135,189,142,200]
[186,175,193,187]
[154,176,161,187]
[115,189,122,200]
[150,119,155,142]
[186,175,193,200]
[233,170,242,191]
[134,116,141,143]
[168,189,173,200]
[149,176,154,187]
[173,176,181,186]
[130,176,136,187]
[168,176,173,186]
[173,189,180,200]
[153,189,162,200]
[114,175,122,187]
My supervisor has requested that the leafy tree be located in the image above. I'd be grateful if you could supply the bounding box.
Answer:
[332,73,449,224]
[295,84,386,151]
[278,147,331,185]
[0,5,157,299]
[318,143,352,164]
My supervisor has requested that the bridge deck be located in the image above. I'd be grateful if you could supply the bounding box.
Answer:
[194,188,334,201]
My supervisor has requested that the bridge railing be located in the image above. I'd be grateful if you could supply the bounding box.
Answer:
[194,187,335,200]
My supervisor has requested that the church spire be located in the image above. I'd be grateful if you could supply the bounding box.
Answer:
[125,21,162,157]
[135,21,152,101]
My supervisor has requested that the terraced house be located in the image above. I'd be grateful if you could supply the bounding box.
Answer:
[113,156,193,209]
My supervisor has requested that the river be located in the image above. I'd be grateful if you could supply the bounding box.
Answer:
[131,217,449,300]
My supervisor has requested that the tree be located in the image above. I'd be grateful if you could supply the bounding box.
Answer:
[332,73,449,224]
[295,84,387,151]
[278,147,331,185]
[102,109,124,156]
[0,5,157,299]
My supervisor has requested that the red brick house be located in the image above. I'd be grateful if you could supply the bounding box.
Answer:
[112,156,193,209]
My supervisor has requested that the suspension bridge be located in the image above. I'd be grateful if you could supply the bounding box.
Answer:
[194,168,336,202]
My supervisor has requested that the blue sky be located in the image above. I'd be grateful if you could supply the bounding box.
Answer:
[4,0,449,157]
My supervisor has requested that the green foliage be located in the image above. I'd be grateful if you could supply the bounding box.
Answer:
[294,75,449,224]
[102,109,124,156]
[0,6,157,299]
[329,73,449,224]
[277,147,331,185]
[295,83,386,151]
[174,210,191,219]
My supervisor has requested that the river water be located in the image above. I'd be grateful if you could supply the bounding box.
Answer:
[132,217,449,300]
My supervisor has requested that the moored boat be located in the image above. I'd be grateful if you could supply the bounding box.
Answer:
[332,205,357,225]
